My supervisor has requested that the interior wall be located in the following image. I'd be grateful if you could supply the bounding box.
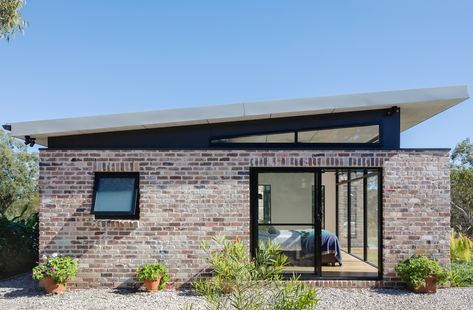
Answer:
[259,173,313,224]
[322,172,336,233]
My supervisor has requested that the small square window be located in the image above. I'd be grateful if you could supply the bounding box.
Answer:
[91,172,139,219]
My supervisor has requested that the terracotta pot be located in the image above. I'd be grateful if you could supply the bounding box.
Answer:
[143,278,161,292]
[411,275,438,293]
[41,277,67,294]
[38,277,49,288]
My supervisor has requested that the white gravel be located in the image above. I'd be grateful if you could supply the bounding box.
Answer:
[316,286,473,310]
[2,273,473,310]
[0,273,208,310]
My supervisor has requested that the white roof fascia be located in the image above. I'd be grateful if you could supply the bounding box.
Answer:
[5,85,469,147]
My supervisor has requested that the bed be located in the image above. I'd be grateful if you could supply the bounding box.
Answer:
[259,227,342,266]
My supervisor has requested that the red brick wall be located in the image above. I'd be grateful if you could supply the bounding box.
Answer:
[38,149,450,288]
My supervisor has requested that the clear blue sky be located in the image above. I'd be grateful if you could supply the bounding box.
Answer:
[1,0,472,149]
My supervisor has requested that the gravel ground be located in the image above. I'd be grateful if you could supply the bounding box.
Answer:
[316,287,473,310]
[0,273,208,310]
[2,273,473,310]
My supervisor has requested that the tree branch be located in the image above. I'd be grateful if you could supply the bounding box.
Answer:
[452,201,473,228]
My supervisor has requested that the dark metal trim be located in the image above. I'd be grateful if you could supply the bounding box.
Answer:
[347,172,352,253]
[315,172,323,276]
[249,169,259,258]
[363,170,368,262]
[378,169,384,279]
[91,172,140,220]
[335,172,339,238]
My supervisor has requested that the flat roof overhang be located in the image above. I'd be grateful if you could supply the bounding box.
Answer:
[3,85,469,147]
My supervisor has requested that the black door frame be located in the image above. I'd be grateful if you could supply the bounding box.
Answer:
[249,166,383,281]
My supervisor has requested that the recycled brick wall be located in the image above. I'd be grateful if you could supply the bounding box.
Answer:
[38,149,450,288]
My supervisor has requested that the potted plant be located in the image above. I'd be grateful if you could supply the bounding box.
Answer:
[395,254,448,293]
[32,254,79,294]
[137,263,170,292]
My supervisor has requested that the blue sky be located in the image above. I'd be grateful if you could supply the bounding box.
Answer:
[1,0,472,149]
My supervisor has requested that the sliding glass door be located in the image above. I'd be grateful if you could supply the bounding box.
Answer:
[251,167,381,280]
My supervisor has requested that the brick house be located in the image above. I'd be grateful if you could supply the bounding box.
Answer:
[4,85,469,288]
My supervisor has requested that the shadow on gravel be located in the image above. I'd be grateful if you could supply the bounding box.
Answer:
[111,288,138,295]
[177,289,201,297]
[2,286,44,299]
[0,273,46,299]
[368,288,412,296]
[0,273,34,289]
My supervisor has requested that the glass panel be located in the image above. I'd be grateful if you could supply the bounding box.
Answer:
[338,171,348,182]
[257,172,316,274]
[323,169,380,278]
[350,171,364,179]
[94,177,136,212]
[258,173,314,224]
[349,175,364,260]
[367,174,379,267]
[258,225,314,273]
[298,125,379,143]
[212,132,295,143]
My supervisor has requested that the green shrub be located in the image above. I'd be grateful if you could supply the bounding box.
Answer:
[136,263,169,289]
[395,254,448,288]
[450,261,473,287]
[252,240,288,280]
[193,236,319,309]
[0,214,38,279]
[195,236,288,297]
[451,231,473,263]
[32,255,79,285]
[272,277,320,310]
[194,236,250,299]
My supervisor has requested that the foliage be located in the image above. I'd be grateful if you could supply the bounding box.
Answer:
[271,277,319,310]
[32,254,79,285]
[194,236,288,299]
[450,261,473,287]
[192,236,319,309]
[395,254,448,288]
[252,240,288,280]
[136,263,169,289]
[452,138,473,168]
[0,213,38,278]
[201,236,253,285]
[0,0,26,42]
[451,138,473,237]
[0,130,39,279]
[451,231,473,263]
[0,130,39,219]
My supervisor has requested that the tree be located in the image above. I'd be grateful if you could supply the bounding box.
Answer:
[0,130,39,279]
[0,0,26,42]
[0,130,38,219]
[451,138,473,237]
